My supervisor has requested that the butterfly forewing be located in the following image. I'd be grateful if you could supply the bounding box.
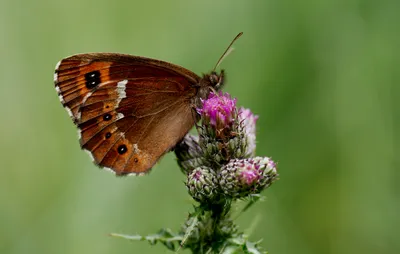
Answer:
[54,53,200,175]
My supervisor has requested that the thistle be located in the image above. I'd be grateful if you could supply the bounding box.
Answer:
[197,92,248,167]
[112,92,279,254]
[175,134,204,174]
[219,157,278,198]
[186,166,219,203]
[239,107,258,157]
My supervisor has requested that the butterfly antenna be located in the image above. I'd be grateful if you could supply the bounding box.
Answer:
[213,32,243,71]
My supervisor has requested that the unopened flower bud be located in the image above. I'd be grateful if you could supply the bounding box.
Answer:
[238,107,258,157]
[218,157,278,198]
[175,134,204,174]
[186,166,219,202]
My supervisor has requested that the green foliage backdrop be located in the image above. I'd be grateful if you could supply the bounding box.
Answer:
[1,1,399,253]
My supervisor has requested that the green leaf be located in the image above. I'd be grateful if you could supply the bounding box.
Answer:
[180,215,199,247]
[110,228,183,251]
[220,245,241,254]
[227,236,246,245]
[241,194,264,213]
[245,241,264,254]
[109,233,144,241]
[224,235,267,254]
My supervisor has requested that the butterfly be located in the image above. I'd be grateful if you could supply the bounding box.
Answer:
[54,32,242,176]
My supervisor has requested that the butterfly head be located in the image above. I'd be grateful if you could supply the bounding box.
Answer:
[198,70,225,95]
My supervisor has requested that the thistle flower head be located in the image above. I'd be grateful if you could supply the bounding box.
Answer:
[186,166,219,203]
[198,92,237,130]
[196,92,248,165]
[218,157,278,199]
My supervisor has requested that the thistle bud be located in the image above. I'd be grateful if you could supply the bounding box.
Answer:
[218,157,278,198]
[238,107,258,157]
[186,166,219,203]
[175,134,204,174]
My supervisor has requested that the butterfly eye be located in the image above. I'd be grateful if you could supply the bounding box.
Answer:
[209,75,216,83]
[210,73,220,84]
[209,73,223,90]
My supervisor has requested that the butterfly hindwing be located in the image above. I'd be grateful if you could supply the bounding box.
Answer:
[54,53,200,175]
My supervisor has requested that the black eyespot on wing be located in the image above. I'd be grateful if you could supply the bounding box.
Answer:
[118,144,127,155]
[85,71,101,89]
[103,113,112,121]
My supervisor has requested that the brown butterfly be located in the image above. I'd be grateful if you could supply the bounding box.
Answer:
[54,32,243,176]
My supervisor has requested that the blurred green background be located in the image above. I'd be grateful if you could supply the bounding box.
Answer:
[1,0,399,253]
